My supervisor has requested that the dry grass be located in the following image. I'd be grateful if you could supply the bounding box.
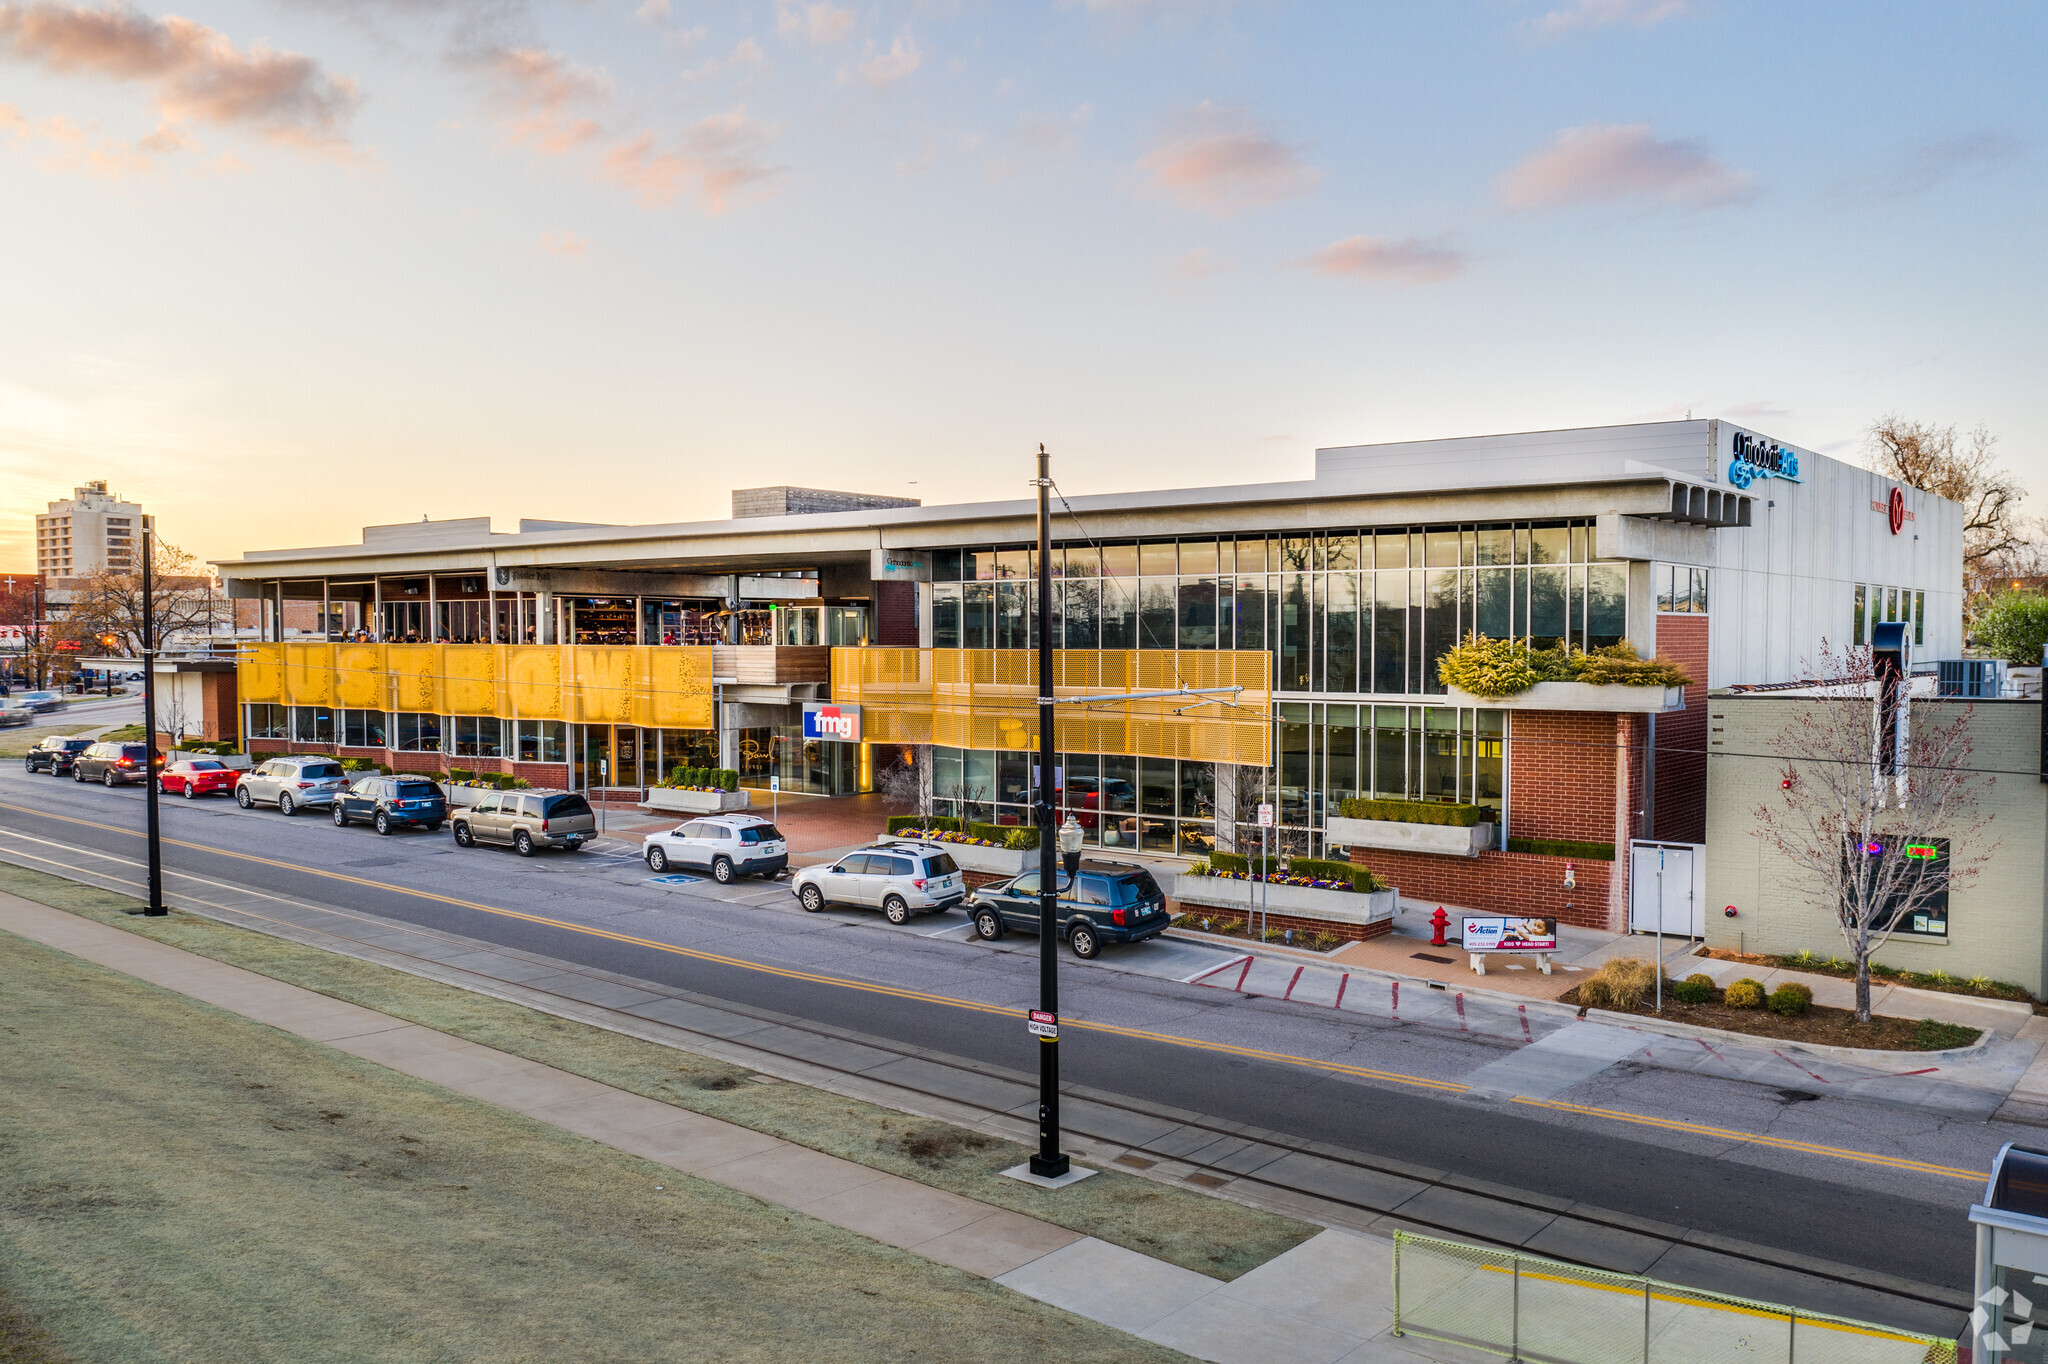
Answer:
[1577,956,1658,1010]
[0,862,1318,1282]
[0,927,1197,1364]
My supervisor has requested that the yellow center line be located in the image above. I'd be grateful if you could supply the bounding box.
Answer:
[0,798,1990,1184]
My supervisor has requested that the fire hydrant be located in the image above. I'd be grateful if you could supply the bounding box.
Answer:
[1429,906,1450,947]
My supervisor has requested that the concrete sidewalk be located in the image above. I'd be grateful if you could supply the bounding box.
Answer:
[0,891,1450,1364]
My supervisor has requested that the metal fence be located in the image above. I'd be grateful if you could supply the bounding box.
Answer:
[1391,1231,1956,1364]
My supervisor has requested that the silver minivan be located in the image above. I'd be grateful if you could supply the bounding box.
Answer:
[790,842,966,923]
[454,791,597,856]
[235,756,350,815]
[641,814,787,883]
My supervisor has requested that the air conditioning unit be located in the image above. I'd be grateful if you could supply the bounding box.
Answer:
[1936,659,2005,698]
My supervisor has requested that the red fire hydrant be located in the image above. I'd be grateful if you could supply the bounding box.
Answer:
[1429,906,1450,947]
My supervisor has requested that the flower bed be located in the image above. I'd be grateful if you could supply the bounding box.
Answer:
[876,834,1028,876]
[645,787,752,815]
[1703,948,2033,1002]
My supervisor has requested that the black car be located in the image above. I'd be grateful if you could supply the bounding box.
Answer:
[968,860,1172,959]
[332,775,448,834]
[24,736,93,775]
[73,742,157,786]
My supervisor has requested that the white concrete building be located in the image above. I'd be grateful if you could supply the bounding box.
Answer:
[36,481,152,579]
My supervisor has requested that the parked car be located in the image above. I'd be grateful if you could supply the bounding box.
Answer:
[789,843,966,923]
[640,814,786,883]
[73,741,158,786]
[159,759,238,799]
[0,699,33,728]
[24,736,93,775]
[452,790,596,856]
[967,860,1171,959]
[234,755,350,814]
[332,775,448,834]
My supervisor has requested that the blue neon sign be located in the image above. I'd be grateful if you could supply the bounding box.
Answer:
[1727,432,1801,488]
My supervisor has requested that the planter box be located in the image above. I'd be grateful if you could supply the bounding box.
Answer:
[443,785,486,809]
[877,836,1030,877]
[643,787,753,815]
[1172,873,1398,929]
[1326,816,1495,860]
[1447,682,1685,713]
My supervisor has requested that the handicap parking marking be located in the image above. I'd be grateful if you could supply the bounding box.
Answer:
[645,872,704,887]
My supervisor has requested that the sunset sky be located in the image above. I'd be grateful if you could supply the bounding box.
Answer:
[1,0,2041,568]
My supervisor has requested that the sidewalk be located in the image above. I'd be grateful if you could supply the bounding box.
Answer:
[0,890,1446,1364]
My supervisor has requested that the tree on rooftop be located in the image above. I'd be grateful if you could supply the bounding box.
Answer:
[1866,414,2034,599]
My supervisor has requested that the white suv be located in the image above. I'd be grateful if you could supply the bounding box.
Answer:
[641,815,788,883]
[790,842,967,924]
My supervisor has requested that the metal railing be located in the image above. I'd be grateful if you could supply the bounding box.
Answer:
[1391,1231,1955,1364]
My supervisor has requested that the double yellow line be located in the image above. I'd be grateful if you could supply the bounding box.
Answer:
[0,798,1988,1184]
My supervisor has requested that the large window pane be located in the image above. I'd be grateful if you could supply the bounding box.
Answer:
[1235,537,1267,573]
[1139,579,1176,649]
[1179,540,1219,576]
[1099,755,1136,848]
[1529,566,1567,648]
[1326,572,1358,692]
[963,750,995,819]
[932,583,961,649]
[963,583,993,649]
[1278,707,1313,825]
[1178,760,1215,819]
[1139,543,1177,576]
[932,549,961,581]
[996,582,1028,649]
[1325,705,1360,812]
[1138,757,1176,850]
[1100,544,1138,579]
[1373,705,1408,798]
[1374,531,1407,570]
[1531,526,1568,565]
[1176,578,1217,648]
[1279,574,1312,691]
[1234,576,1266,651]
[1474,710,1505,818]
[1425,531,1460,568]
[1062,578,1100,649]
[1373,571,1407,693]
[1279,535,1313,573]
[1100,577,1136,649]
[1588,565,1627,648]
[1476,527,1513,566]
[1422,708,1459,801]
[1423,569,1458,694]
[1061,544,1099,578]
[996,750,1030,809]
[934,746,962,801]
[1475,567,1512,640]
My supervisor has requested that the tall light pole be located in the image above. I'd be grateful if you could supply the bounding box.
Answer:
[133,529,166,916]
[1029,443,1069,1179]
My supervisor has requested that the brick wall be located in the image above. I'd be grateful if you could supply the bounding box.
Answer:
[1507,711,1628,844]
[1651,613,1709,845]
[875,581,918,646]
[1349,847,1615,930]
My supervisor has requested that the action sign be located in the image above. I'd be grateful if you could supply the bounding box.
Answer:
[1027,1009,1058,1040]
[1460,917,1559,953]
[802,702,861,742]
[1256,803,1274,828]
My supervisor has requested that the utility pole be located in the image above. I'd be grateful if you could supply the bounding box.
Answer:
[132,530,166,916]
[1029,443,1069,1180]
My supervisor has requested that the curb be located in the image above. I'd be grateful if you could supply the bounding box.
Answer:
[1583,1007,2000,1064]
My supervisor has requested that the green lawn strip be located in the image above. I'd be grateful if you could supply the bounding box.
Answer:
[0,863,1317,1280]
[0,932,1194,1364]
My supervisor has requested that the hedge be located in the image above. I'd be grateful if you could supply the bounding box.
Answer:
[1505,837,1616,861]
[664,766,740,792]
[970,822,1041,850]
[1337,797,1491,827]
[1208,851,1386,893]
[886,815,963,834]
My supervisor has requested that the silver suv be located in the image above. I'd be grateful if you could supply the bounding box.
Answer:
[453,790,596,856]
[235,755,350,815]
[790,841,966,923]
[641,815,787,883]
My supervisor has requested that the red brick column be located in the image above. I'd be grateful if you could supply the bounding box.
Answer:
[1651,613,1709,844]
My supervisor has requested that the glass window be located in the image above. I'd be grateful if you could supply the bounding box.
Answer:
[1139,579,1176,649]
[1277,705,1313,825]
[932,583,961,649]
[1373,572,1407,693]
[1139,542,1177,576]
[1324,705,1360,811]
[1530,526,1568,565]
[1424,530,1459,568]
[963,749,995,817]
[1179,539,1218,575]
[934,746,962,801]
[1279,574,1312,691]
[996,582,1028,649]
[996,750,1030,809]
[1325,532,1359,572]
[1423,570,1458,694]
[962,583,992,649]
[1475,527,1513,566]
[1098,754,1136,848]
[1062,578,1100,649]
[1326,572,1358,692]
[1473,710,1504,817]
[994,548,1031,581]
[1570,524,1587,563]
[517,720,567,764]
[1529,567,1567,648]
[1235,538,1267,574]
[1656,564,1676,613]
[1915,590,1925,646]
[1587,565,1626,648]
[1176,577,1217,649]
[1374,531,1406,570]
[1099,544,1138,580]
[1100,577,1136,649]
[453,715,504,758]
[1887,587,1900,623]
[393,712,442,752]
[932,549,961,582]
[1056,544,1094,578]
[342,709,386,748]
[1691,568,1710,614]
[1473,567,1512,641]
[290,706,335,744]
[1234,575,1266,651]
[1178,760,1215,820]
[1852,585,1867,646]
[245,704,286,739]
[1421,707,1460,802]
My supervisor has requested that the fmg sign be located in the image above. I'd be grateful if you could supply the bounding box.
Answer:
[802,702,861,742]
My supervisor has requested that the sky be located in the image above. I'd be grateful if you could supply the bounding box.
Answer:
[0,0,2042,568]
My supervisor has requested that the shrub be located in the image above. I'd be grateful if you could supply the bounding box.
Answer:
[448,767,476,784]
[1579,957,1656,1010]
[1767,982,1814,1016]
[1972,589,2048,666]
[1506,837,1616,861]
[970,822,1040,850]
[1437,633,1692,697]
[1209,851,1249,873]
[887,815,962,834]
[1672,973,1716,1005]
[1723,978,1766,1009]
[1336,797,1490,827]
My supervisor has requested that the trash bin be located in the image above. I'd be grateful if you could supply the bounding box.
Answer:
[1969,1143,2048,1358]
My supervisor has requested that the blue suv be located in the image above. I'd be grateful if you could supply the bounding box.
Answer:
[968,861,1171,959]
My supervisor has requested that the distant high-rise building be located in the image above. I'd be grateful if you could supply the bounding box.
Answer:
[36,481,151,578]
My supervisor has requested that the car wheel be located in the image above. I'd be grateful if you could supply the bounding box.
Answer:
[426,822,443,833]
[332,803,347,827]
[563,840,583,852]
[104,770,118,788]
[453,822,474,848]
[183,783,198,800]
[374,811,392,836]
[1069,924,1101,960]
[514,830,535,857]
[799,884,824,913]
[883,896,910,925]
[974,908,1005,941]
[72,767,84,782]
[235,786,252,808]
[711,857,734,884]
[278,791,296,816]
[646,846,668,872]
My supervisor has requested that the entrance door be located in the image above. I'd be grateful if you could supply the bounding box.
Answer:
[1629,842,1703,938]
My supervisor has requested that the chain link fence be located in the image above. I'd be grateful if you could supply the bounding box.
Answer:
[1392,1231,1956,1364]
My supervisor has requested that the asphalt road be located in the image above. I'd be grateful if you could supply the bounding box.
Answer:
[0,761,2011,1312]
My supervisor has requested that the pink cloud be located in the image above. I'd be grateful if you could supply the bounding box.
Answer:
[1135,103,1319,216]
[601,108,779,212]
[0,2,359,152]
[845,32,920,90]
[464,46,607,154]
[775,0,853,44]
[1499,122,1752,211]
[1300,234,1467,286]
[1169,246,1232,279]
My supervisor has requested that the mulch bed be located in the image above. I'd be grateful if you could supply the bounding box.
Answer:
[1558,985,1981,1051]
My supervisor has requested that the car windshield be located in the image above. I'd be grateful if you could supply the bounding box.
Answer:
[737,825,782,845]
[299,763,344,779]
[922,853,959,876]
[187,760,224,771]
[543,794,592,818]
[1111,871,1163,905]
[395,782,438,799]
[120,746,147,759]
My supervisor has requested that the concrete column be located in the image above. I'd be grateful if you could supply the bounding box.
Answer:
[372,579,382,641]
[427,575,438,642]
[1214,764,1239,853]
[535,590,554,645]
[634,595,645,645]
[717,691,738,772]
[322,579,331,640]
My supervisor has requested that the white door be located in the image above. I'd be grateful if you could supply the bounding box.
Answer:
[1629,842,1702,938]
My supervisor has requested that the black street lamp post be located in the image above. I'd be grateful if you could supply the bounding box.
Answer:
[1029,443,1069,1180]
[130,530,166,917]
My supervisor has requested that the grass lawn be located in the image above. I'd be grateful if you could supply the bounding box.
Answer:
[0,713,124,760]
[0,927,1197,1363]
[0,863,1317,1282]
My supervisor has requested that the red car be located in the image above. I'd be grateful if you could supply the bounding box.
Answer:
[160,759,238,799]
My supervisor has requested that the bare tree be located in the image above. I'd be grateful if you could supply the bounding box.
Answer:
[877,745,934,823]
[1752,644,1993,1021]
[1866,415,2032,593]
[61,540,227,656]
